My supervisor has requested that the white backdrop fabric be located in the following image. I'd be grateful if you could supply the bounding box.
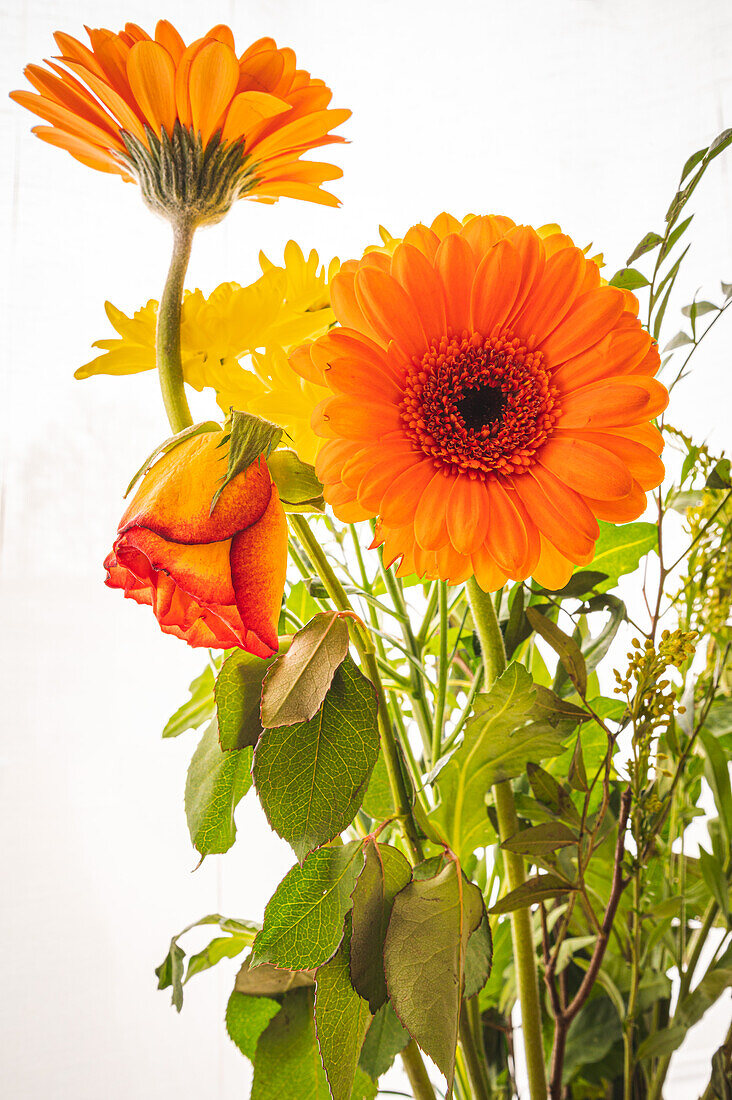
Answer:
[1,1,731,1097]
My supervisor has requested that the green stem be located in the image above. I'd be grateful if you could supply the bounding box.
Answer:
[466,577,548,1100]
[401,1040,438,1100]
[157,217,195,433]
[289,514,423,864]
[432,581,449,763]
[378,559,435,759]
[460,999,493,1100]
[623,868,642,1099]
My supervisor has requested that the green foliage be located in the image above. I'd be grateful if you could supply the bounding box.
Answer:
[252,842,365,971]
[261,611,350,727]
[226,991,280,1061]
[162,663,216,739]
[211,409,283,513]
[185,720,253,856]
[584,521,657,591]
[215,650,277,750]
[253,656,379,859]
[384,859,484,1092]
[267,449,325,512]
[315,927,372,1100]
[350,839,412,1012]
[156,914,258,1012]
[431,663,568,860]
[358,1001,409,1080]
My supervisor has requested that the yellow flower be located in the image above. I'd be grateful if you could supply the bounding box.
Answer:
[78,243,339,405]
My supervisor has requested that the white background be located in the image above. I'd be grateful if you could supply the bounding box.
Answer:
[1,1,731,1097]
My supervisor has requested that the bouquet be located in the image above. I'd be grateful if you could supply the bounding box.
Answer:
[13,19,732,1100]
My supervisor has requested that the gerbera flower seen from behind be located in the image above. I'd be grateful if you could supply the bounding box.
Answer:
[11,21,350,224]
[293,213,668,590]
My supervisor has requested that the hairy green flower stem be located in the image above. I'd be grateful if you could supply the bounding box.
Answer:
[156,217,196,433]
[466,577,548,1100]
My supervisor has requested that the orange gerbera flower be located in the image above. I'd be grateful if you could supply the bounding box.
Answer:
[293,213,668,591]
[11,21,349,222]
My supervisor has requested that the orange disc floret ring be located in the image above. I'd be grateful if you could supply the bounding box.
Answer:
[104,431,288,654]
[291,213,668,592]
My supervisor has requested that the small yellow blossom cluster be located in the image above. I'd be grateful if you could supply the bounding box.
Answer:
[682,489,732,641]
[615,629,697,766]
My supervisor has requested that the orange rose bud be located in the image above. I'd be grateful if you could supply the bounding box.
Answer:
[104,431,288,654]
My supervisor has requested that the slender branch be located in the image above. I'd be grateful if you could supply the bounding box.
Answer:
[547,788,632,1100]
[459,1001,492,1100]
[466,577,548,1100]
[156,217,195,433]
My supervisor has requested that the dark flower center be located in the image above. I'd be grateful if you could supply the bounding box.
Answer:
[400,331,561,479]
[455,382,508,431]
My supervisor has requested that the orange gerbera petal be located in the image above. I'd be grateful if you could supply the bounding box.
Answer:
[435,233,476,334]
[14,23,349,213]
[537,437,633,501]
[446,476,490,556]
[414,470,453,551]
[300,213,667,587]
[470,239,521,334]
[188,40,240,144]
[127,40,177,135]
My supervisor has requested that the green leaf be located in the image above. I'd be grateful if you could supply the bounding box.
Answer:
[531,686,590,727]
[361,750,394,820]
[155,913,254,1012]
[162,664,215,738]
[659,214,693,261]
[286,580,322,626]
[663,331,694,352]
[527,763,581,827]
[185,720,253,856]
[701,730,732,845]
[350,839,412,1012]
[680,147,708,183]
[124,420,222,498]
[185,934,252,981]
[627,231,663,265]
[234,955,315,996]
[384,860,484,1093]
[682,299,718,319]
[431,663,567,860]
[251,841,366,971]
[525,608,587,696]
[210,410,283,513]
[488,873,572,914]
[609,268,650,290]
[215,649,278,751]
[251,988,331,1100]
[635,1025,687,1062]
[464,914,493,999]
[699,848,730,922]
[268,449,325,513]
[226,990,280,1061]
[585,520,657,590]
[261,612,350,727]
[501,822,577,856]
[535,570,609,598]
[359,1001,409,1081]
[155,939,186,1012]
[582,594,626,673]
[562,999,622,1083]
[315,927,373,1100]
[707,458,732,489]
[568,732,588,792]
[706,127,732,163]
[254,656,379,860]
